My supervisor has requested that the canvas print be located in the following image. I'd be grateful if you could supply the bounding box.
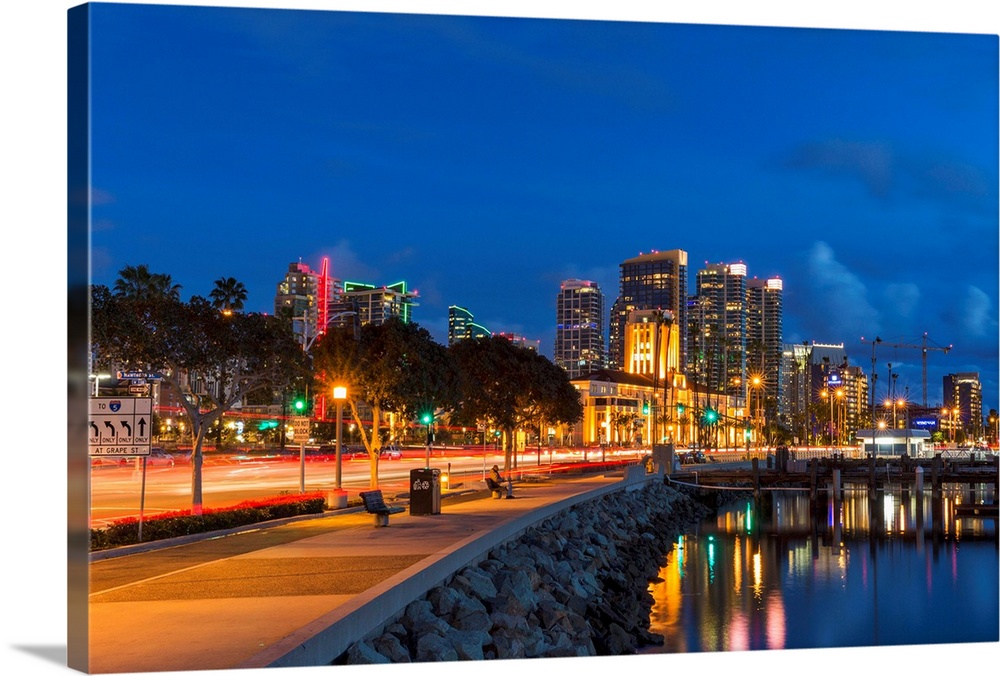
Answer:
[67,2,998,674]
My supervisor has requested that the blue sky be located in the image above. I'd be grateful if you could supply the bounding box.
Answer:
[85,2,998,411]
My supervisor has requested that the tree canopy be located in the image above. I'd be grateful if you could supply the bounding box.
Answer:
[91,269,305,513]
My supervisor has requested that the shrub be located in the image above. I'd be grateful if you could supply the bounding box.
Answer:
[90,492,327,551]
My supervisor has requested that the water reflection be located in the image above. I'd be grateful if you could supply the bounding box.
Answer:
[644,487,998,653]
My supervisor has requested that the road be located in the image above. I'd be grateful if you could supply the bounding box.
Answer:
[89,446,643,528]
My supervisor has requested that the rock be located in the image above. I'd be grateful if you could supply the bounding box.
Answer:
[344,641,391,664]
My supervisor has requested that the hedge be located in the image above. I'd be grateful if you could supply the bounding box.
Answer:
[90,492,328,551]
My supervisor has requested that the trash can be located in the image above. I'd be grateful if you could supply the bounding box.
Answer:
[409,468,441,515]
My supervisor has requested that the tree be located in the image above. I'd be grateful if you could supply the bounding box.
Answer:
[209,276,248,314]
[91,269,305,514]
[311,318,461,488]
[451,336,581,472]
[113,264,181,301]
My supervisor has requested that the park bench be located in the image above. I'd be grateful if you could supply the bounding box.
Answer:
[359,489,404,527]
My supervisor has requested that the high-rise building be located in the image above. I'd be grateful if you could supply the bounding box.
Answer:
[747,277,784,407]
[609,249,688,372]
[554,279,606,379]
[448,305,491,345]
[943,372,982,440]
[274,258,341,348]
[687,262,747,397]
[328,280,418,328]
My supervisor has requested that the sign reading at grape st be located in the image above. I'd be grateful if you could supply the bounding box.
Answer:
[89,397,153,456]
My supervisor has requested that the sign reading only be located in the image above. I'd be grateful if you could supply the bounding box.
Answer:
[89,397,153,456]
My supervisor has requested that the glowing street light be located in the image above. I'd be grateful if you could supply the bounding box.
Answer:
[333,386,347,491]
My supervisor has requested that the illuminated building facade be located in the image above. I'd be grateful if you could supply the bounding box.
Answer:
[448,305,491,345]
[943,372,982,440]
[747,277,784,407]
[554,279,606,378]
[329,280,418,327]
[609,249,688,373]
[688,262,747,397]
[274,258,341,348]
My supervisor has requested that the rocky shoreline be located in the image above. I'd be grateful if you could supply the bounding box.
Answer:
[341,480,713,664]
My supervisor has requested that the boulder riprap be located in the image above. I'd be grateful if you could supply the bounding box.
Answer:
[342,480,711,663]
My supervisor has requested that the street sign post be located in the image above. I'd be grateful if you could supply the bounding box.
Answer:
[89,397,153,456]
[290,416,311,440]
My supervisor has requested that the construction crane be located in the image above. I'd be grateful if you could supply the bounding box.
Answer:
[860,333,952,407]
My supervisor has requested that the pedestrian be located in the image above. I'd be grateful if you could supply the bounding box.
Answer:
[487,464,514,498]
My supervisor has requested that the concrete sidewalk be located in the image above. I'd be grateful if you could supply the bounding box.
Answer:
[87,470,659,673]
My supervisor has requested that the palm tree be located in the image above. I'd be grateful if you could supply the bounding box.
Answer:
[209,276,248,314]
[113,264,181,300]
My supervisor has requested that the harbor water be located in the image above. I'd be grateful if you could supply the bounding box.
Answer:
[641,487,998,653]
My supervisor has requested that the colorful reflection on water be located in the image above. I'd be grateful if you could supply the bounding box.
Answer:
[643,487,998,653]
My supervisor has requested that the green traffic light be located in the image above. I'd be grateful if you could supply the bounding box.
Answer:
[293,398,306,412]
[642,403,649,415]
[420,412,433,425]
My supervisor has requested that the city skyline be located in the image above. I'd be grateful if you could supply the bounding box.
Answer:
[85,4,997,413]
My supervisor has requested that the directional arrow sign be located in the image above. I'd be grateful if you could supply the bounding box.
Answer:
[89,397,153,456]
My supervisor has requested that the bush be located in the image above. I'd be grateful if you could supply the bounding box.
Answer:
[90,492,327,551]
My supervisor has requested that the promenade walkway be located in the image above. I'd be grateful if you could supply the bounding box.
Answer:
[87,470,656,673]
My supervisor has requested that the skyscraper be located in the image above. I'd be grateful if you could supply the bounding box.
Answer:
[747,276,784,406]
[274,258,340,348]
[688,262,747,397]
[554,279,606,379]
[448,305,491,345]
[943,372,983,439]
[609,250,688,372]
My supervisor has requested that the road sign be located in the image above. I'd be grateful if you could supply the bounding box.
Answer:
[89,397,153,456]
[290,416,311,439]
[128,385,149,394]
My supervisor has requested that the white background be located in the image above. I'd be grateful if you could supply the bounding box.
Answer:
[2,2,996,676]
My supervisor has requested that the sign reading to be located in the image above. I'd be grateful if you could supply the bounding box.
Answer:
[89,397,153,456]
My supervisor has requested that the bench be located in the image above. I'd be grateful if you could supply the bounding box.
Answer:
[485,477,514,500]
[359,489,405,527]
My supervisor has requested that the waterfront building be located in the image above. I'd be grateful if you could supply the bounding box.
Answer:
[688,262,747,398]
[448,305,491,345]
[779,342,813,442]
[746,276,784,409]
[943,372,983,442]
[554,279,606,379]
[609,249,688,373]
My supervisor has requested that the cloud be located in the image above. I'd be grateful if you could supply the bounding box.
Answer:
[782,138,995,213]
[957,285,994,338]
[784,139,894,198]
[799,241,882,339]
[320,240,379,283]
[882,283,920,319]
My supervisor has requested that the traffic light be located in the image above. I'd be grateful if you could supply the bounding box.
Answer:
[703,408,718,424]
[677,403,685,416]
[420,411,433,426]
[292,396,307,413]
[642,401,650,415]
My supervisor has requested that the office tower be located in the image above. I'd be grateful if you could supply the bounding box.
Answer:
[747,277,784,407]
[943,372,982,439]
[609,249,688,372]
[448,305,491,345]
[688,262,747,397]
[328,280,418,328]
[554,279,606,379]
[274,258,341,348]
[780,342,813,442]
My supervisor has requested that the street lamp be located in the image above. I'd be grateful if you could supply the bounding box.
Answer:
[332,386,348,508]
